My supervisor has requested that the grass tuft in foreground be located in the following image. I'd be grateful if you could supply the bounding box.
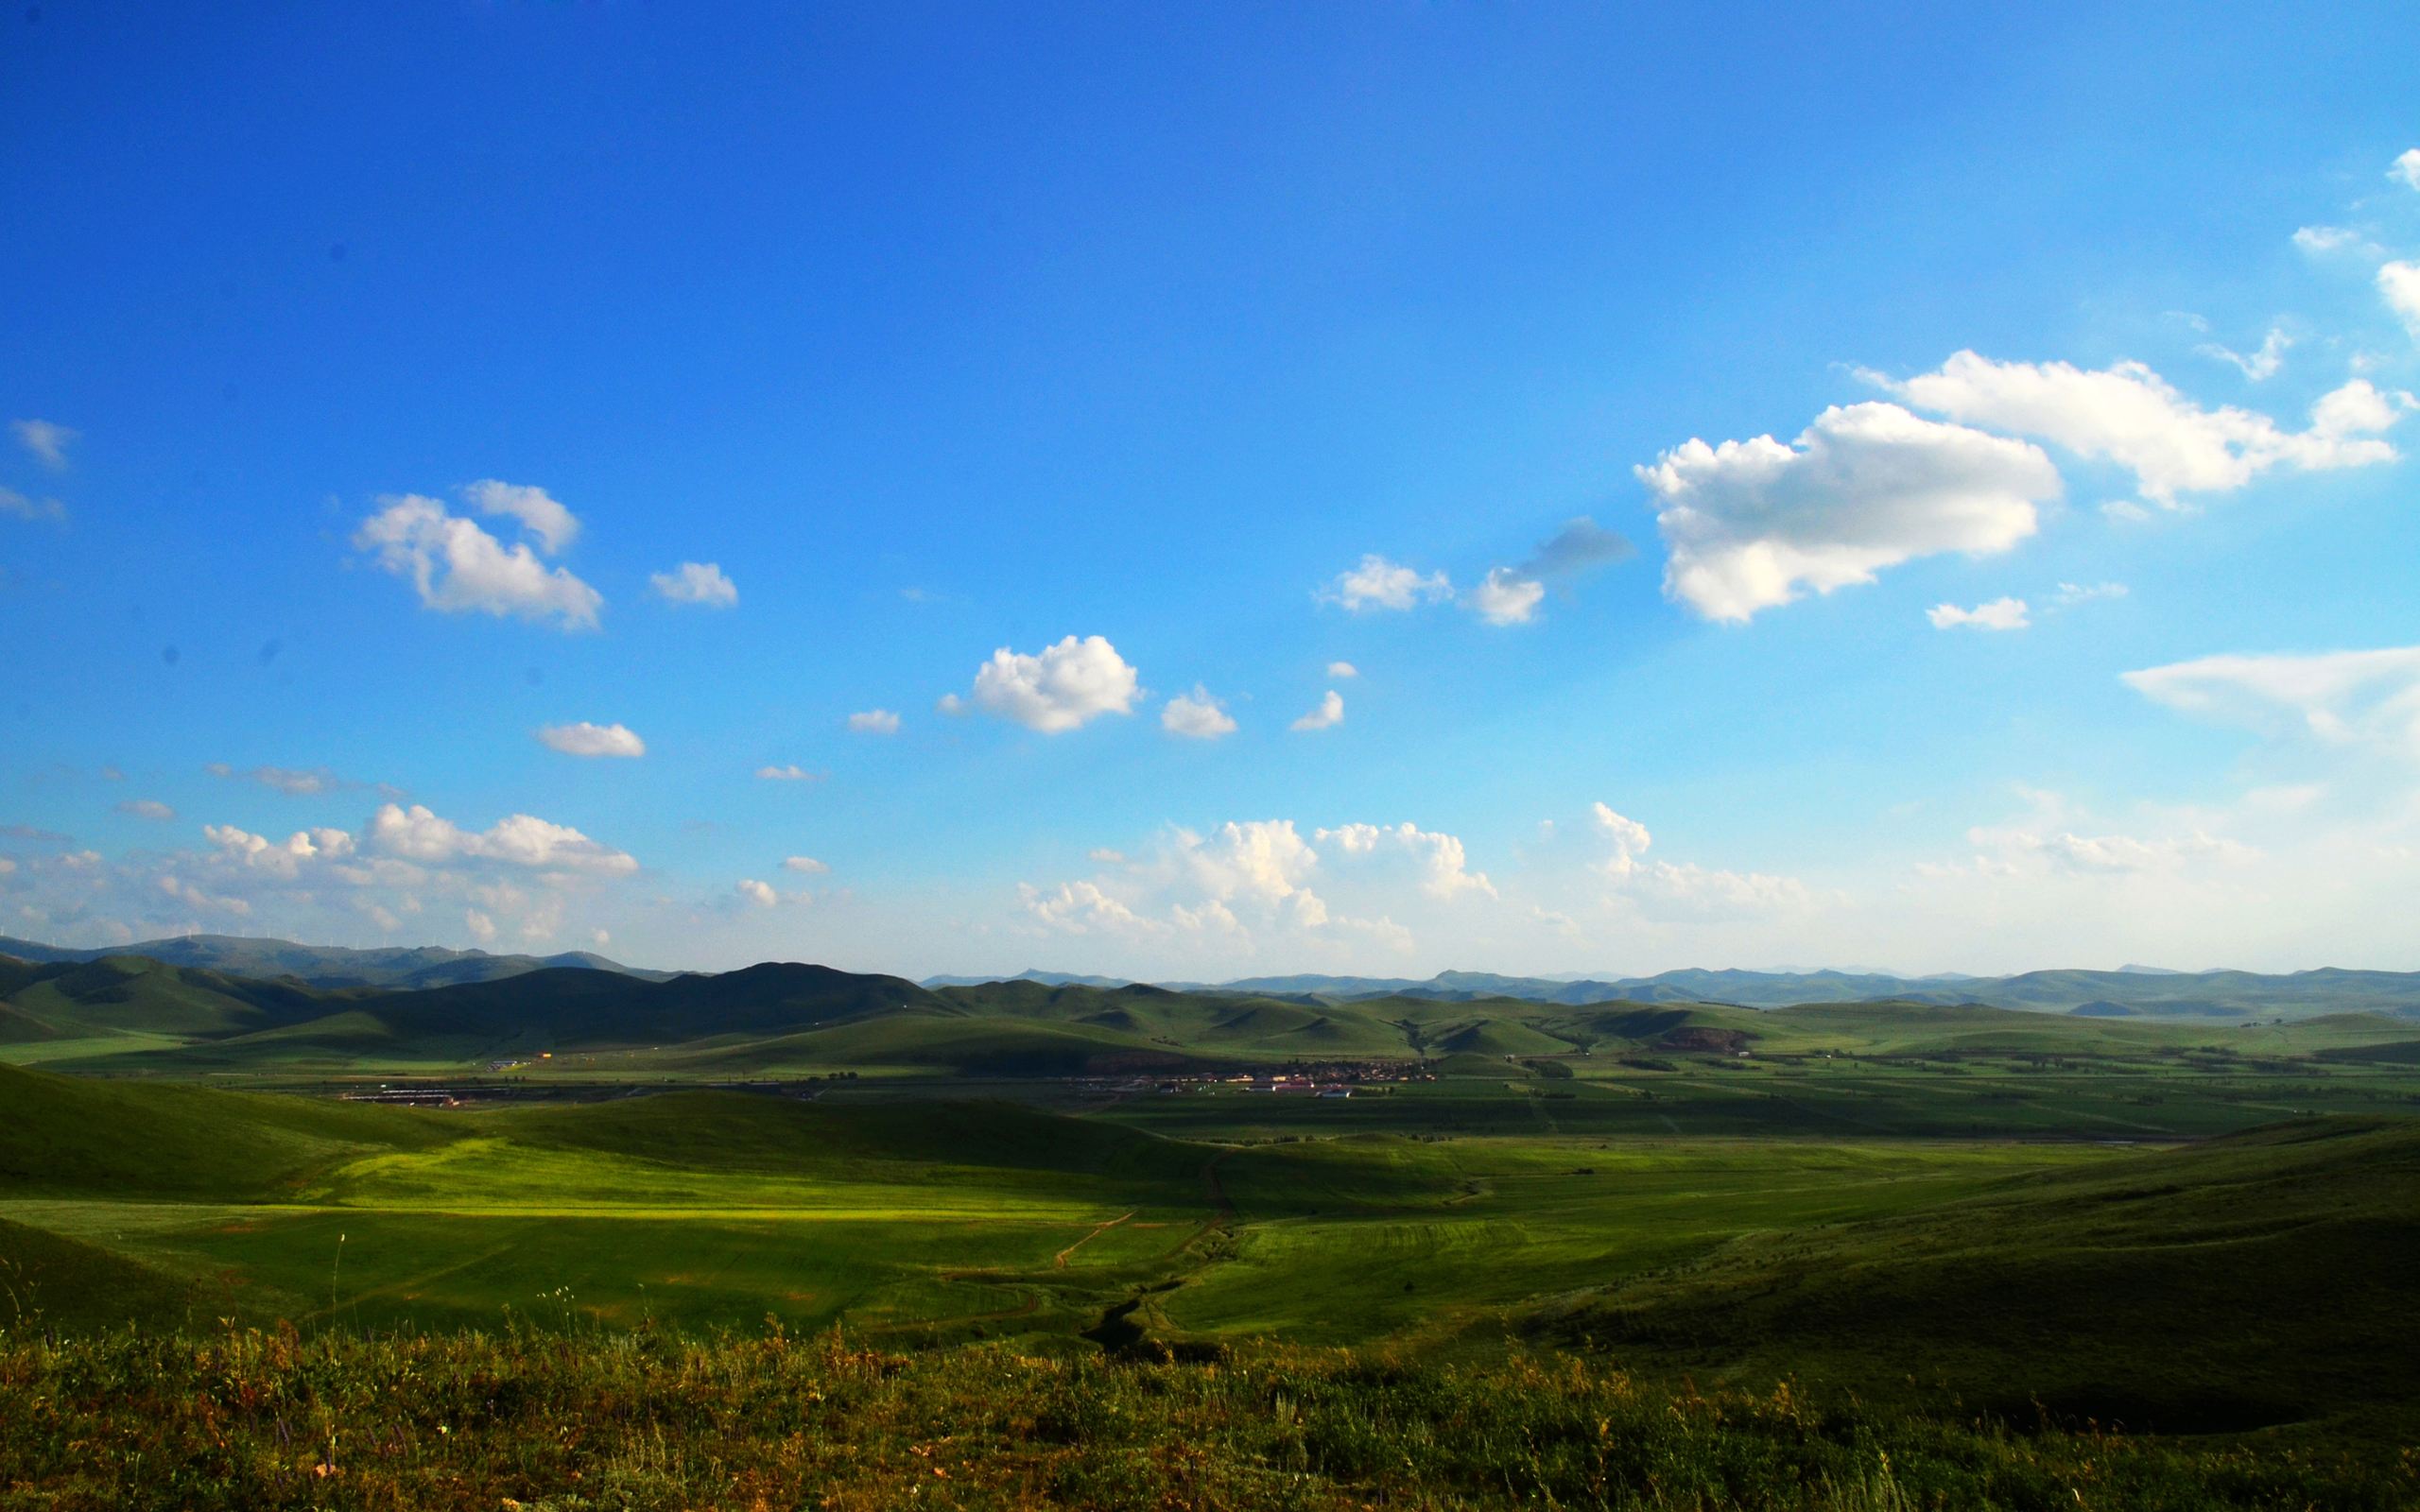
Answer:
[1,1325,2410,1511]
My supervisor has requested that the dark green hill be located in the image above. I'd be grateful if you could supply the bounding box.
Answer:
[0,954,345,1040]
[0,1061,446,1199]
[1529,1116,2420,1433]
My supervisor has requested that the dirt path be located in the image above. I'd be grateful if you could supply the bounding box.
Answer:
[1053,1211,1134,1268]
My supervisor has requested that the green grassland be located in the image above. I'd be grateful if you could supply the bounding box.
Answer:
[5,951,2419,1505]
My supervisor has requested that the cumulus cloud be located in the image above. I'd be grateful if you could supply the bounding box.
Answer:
[2291,225,2366,255]
[1639,401,2058,622]
[847,709,902,734]
[369,802,638,873]
[1162,686,1237,739]
[1465,517,1635,627]
[462,479,580,555]
[2122,646,2420,757]
[355,494,603,630]
[1019,880,1159,936]
[205,763,339,796]
[1290,689,1344,731]
[1466,568,1546,626]
[967,635,1140,732]
[649,561,738,608]
[2380,263,2420,338]
[10,419,75,470]
[736,879,778,907]
[465,908,497,942]
[114,799,175,821]
[2393,148,2420,191]
[0,488,65,522]
[754,764,824,782]
[782,855,830,875]
[1315,821,1495,899]
[7,800,644,952]
[1935,789,2259,882]
[1927,597,2031,631]
[538,722,646,758]
[2195,326,2291,381]
[1586,802,1810,920]
[1325,661,1359,679]
[1320,555,1451,612]
[1872,352,2410,507]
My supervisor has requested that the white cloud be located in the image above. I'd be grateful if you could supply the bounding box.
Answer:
[1927,596,2031,632]
[967,635,1140,732]
[1466,518,1635,625]
[0,488,65,522]
[369,802,639,873]
[1325,661,1359,679]
[736,879,778,908]
[538,722,646,759]
[1290,689,1344,731]
[782,855,829,875]
[1086,848,1127,865]
[1315,821,1495,899]
[1162,685,1237,739]
[1873,352,2408,507]
[159,875,251,918]
[847,709,902,734]
[114,799,175,821]
[1320,555,1452,612]
[2392,148,2420,191]
[649,561,738,608]
[205,763,339,796]
[2292,225,2364,254]
[1019,880,1160,936]
[1586,802,1811,920]
[1175,820,1324,915]
[10,419,75,470]
[1466,568,1546,626]
[2380,263,2420,338]
[462,479,580,555]
[1590,803,1654,874]
[754,764,824,782]
[2122,646,2420,757]
[465,908,497,942]
[355,494,603,630]
[1639,401,2058,622]
[2050,580,2129,610]
[1938,789,2260,880]
[2195,326,2291,381]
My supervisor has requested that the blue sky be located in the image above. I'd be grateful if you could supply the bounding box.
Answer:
[5,3,2419,977]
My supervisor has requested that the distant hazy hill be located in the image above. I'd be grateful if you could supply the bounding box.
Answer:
[0,933,672,989]
[925,964,2420,1019]
[921,968,1137,989]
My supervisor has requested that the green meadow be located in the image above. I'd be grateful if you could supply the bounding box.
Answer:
[5,952,2419,1506]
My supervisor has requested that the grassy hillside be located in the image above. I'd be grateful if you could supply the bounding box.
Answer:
[1529,1117,2420,1434]
[0,1061,448,1199]
[0,932,670,988]
[9,1332,2411,1511]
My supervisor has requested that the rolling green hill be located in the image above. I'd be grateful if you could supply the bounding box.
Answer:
[0,932,671,988]
[1529,1116,2420,1433]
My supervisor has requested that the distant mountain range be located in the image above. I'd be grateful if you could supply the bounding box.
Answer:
[0,933,673,990]
[4,935,2415,1027]
[5,939,2416,1077]
[923,965,2420,1017]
